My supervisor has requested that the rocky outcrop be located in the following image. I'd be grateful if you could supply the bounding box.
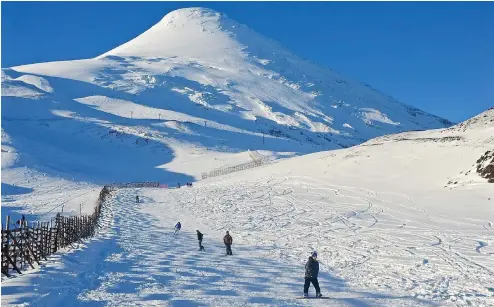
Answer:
[476,150,494,183]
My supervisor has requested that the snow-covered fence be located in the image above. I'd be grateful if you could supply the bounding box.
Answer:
[201,157,269,179]
[1,186,113,277]
[106,182,160,189]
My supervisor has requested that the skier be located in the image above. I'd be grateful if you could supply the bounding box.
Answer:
[136,195,139,203]
[304,251,322,298]
[197,230,205,251]
[174,221,181,235]
[223,231,233,255]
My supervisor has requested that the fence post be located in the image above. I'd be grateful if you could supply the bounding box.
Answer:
[2,216,10,275]
[42,222,47,260]
[22,221,40,265]
[20,220,24,269]
[49,219,54,254]
[63,216,67,247]
[2,216,21,275]
[46,222,50,257]
[6,226,34,270]
[54,214,60,252]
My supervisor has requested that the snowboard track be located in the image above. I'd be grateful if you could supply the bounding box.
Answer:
[170,175,494,306]
[2,182,492,306]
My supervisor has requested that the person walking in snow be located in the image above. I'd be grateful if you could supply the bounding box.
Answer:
[197,230,205,251]
[174,221,181,235]
[136,195,139,203]
[304,251,322,298]
[223,231,233,255]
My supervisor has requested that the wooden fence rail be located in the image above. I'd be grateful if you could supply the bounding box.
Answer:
[1,185,112,277]
[106,182,160,189]
[201,157,269,179]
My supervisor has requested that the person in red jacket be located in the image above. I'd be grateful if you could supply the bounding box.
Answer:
[223,231,233,255]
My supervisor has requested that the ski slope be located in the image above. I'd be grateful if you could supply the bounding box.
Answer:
[0,188,443,307]
[1,6,492,307]
[2,110,493,306]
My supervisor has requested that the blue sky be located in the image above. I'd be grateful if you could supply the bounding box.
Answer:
[2,2,493,122]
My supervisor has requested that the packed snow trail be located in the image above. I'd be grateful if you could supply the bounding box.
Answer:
[157,175,494,307]
[2,188,403,307]
[3,184,490,306]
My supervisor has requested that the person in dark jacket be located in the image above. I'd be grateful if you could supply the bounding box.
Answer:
[174,222,181,235]
[223,231,233,255]
[304,251,322,297]
[197,230,205,251]
[136,195,139,203]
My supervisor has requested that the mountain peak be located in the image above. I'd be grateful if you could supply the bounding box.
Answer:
[160,7,226,21]
[98,7,242,61]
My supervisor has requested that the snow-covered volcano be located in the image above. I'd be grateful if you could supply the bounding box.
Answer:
[2,7,493,306]
[2,7,453,215]
[4,7,451,142]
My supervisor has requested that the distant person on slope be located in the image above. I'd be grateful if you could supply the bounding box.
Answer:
[304,251,322,298]
[197,230,205,251]
[136,195,139,203]
[223,231,233,255]
[174,222,181,235]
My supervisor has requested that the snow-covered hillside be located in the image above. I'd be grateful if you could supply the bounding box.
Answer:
[2,109,492,306]
[3,6,491,307]
[150,107,491,305]
[1,7,453,218]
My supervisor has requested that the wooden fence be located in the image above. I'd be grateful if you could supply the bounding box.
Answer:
[201,157,269,179]
[106,182,160,189]
[1,185,113,277]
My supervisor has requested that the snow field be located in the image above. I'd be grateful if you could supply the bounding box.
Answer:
[1,110,492,307]
[3,188,384,307]
[159,175,493,307]
[1,166,100,222]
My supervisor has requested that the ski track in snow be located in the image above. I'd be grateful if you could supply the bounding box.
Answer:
[163,176,494,307]
[2,188,450,307]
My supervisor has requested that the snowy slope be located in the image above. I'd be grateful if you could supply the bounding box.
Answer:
[2,109,492,307]
[6,7,490,306]
[139,108,492,306]
[2,188,405,307]
[164,107,491,306]
[1,7,452,218]
[7,8,452,141]
[3,7,453,148]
